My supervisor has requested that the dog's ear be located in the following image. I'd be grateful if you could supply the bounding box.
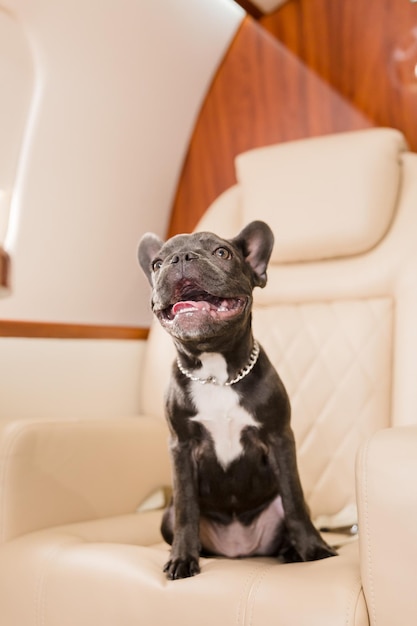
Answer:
[232,221,274,288]
[138,233,164,284]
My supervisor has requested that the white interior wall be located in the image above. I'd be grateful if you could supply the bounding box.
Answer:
[0,0,244,327]
[0,10,33,244]
[0,336,147,419]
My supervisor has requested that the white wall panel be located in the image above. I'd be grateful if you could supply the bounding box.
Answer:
[0,336,146,419]
[0,0,244,326]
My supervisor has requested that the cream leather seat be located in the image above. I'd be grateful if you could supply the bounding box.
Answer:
[1,128,417,625]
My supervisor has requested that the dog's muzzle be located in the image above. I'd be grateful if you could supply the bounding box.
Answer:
[156,289,247,324]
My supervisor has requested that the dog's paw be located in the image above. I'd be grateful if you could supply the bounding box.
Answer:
[163,556,200,580]
[281,526,337,563]
[304,538,337,561]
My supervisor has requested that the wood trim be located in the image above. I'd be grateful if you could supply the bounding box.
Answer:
[234,0,264,19]
[0,247,10,290]
[0,320,149,340]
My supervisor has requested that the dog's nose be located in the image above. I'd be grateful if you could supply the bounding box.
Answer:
[170,251,199,264]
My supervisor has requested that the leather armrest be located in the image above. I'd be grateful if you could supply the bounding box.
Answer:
[356,425,417,626]
[0,416,170,542]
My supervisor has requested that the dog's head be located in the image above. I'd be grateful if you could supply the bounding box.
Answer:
[138,221,274,347]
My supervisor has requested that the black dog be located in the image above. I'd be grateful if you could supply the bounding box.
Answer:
[138,221,336,580]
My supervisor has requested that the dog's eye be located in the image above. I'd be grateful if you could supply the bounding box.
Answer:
[214,247,232,260]
[152,259,163,271]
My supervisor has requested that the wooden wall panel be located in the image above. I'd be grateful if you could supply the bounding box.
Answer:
[0,319,148,339]
[0,247,9,291]
[261,0,417,151]
[235,0,264,19]
[168,17,372,237]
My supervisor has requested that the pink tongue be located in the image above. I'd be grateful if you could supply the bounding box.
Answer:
[172,301,209,314]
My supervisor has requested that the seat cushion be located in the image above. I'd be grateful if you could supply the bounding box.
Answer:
[0,513,367,626]
[235,128,407,263]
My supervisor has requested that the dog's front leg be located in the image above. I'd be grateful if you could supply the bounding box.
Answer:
[270,428,337,562]
[163,439,201,580]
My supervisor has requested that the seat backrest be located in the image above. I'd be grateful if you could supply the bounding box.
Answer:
[141,128,417,519]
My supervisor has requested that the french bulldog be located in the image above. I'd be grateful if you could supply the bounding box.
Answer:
[138,220,336,580]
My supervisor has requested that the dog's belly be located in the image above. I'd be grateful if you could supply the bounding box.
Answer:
[200,495,285,558]
[189,352,257,469]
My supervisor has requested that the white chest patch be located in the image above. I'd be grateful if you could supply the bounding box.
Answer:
[189,353,257,469]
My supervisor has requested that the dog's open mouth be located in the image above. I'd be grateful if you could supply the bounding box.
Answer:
[159,290,246,323]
